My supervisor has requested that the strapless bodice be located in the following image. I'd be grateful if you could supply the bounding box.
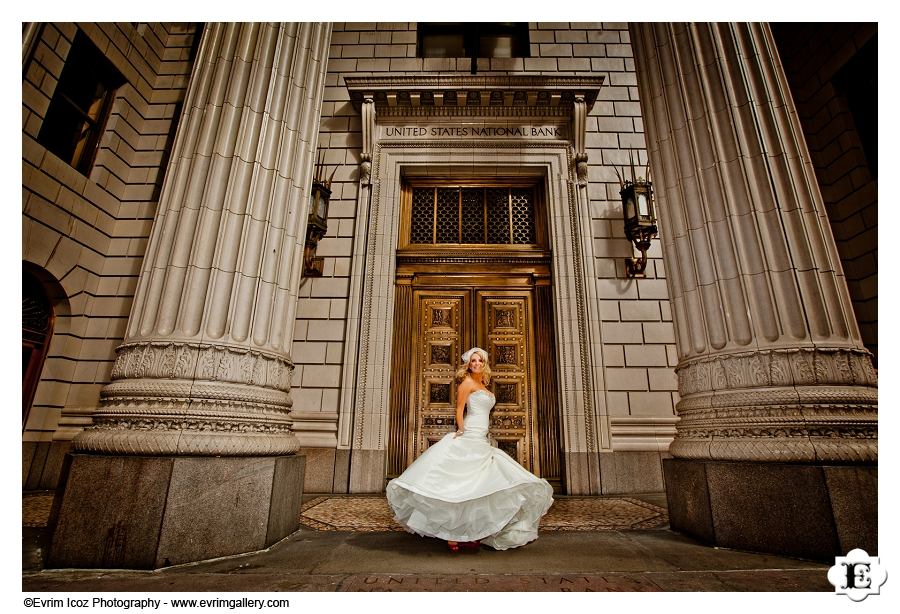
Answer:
[461,389,495,438]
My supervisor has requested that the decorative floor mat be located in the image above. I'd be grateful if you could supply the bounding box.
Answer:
[23,494,55,528]
[24,493,669,532]
[299,495,668,532]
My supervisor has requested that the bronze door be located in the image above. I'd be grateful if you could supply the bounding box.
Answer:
[388,179,561,488]
[392,285,539,473]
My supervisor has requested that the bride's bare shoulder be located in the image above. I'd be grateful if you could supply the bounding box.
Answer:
[457,377,477,392]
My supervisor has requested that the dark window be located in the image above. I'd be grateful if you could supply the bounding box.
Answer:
[833,35,877,179]
[37,30,125,175]
[418,23,529,71]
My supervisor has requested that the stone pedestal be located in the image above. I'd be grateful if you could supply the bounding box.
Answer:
[48,454,305,569]
[664,458,876,562]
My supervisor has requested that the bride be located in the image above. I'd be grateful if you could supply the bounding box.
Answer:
[386,347,554,551]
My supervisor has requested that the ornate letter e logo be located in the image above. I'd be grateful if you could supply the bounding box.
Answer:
[827,549,887,602]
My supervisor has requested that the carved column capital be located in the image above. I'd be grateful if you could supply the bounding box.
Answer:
[672,347,877,462]
[77,341,299,455]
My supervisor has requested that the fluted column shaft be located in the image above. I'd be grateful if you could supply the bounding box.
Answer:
[76,22,332,456]
[630,23,876,463]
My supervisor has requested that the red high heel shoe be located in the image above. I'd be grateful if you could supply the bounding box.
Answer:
[447,541,460,553]
[460,540,481,551]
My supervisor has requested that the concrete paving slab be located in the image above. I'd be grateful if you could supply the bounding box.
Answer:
[23,526,831,593]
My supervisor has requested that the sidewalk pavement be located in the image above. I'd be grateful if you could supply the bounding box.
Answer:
[24,518,832,592]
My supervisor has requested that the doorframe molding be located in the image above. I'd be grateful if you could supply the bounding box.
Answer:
[339,140,610,494]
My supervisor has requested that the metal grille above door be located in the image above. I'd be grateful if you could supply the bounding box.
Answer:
[409,186,536,245]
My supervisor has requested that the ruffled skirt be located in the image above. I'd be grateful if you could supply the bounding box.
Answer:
[385,431,554,550]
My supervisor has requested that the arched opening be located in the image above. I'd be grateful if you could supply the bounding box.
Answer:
[22,265,57,429]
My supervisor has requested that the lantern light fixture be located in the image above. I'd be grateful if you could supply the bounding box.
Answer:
[615,154,658,278]
[303,149,337,277]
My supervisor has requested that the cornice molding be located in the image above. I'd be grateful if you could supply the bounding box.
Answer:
[345,74,604,114]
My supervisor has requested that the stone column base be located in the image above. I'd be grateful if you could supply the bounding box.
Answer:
[663,458,876,562]
[563,451,602,495]
[48,453,305,569]
[348,449,386,493]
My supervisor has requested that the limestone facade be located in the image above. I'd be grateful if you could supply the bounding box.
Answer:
[293,22,679,494]
[22,22,875,497]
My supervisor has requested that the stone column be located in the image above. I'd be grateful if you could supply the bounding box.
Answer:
[49,23,332,569]
[630,22,876,560]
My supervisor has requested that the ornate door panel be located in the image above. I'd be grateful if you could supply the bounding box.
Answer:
[387,179,559,486]
[411,291,471,460]
[477,291,536,472]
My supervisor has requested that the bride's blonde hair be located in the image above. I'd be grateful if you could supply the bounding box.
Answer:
[455,348,491,385]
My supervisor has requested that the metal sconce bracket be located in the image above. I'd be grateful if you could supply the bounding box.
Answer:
[624,227,656,278]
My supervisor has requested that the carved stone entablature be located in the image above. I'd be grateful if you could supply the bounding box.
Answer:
[345,75,604,115]
[670,347,877,463]
[375,106,574,118]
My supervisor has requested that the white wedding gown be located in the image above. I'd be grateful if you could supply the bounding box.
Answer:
[386,389,554,550]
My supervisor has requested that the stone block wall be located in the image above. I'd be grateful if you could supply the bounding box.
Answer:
[22,23,199,488]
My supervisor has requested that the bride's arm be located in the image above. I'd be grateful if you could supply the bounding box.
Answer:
[454,379,473,438]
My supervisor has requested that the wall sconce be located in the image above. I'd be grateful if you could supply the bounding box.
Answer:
[304,150,337,277]
[616,156,658,278]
